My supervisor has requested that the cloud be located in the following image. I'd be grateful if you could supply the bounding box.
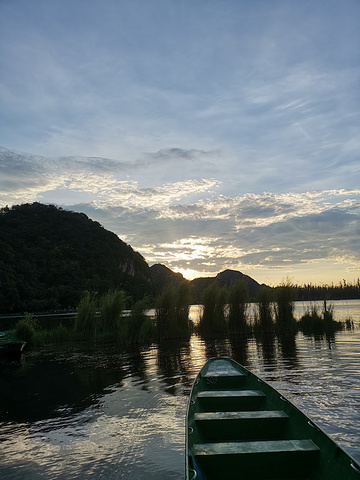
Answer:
[63,188,360,284]
[1,1,359,283]
[137,148,218,167]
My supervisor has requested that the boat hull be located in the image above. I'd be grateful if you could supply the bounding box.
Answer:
[186,357,359,480]
[0,330,26,360]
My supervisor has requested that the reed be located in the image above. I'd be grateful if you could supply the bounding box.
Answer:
[227,279,249,334]
[199,283,227,334]
[75,291,98,337]
[298,302,343,336]
[174,282,191,334]
[127,296,152,343]
[15,313,38,344]
[298,305,325,334]
[138,317,156,343]
[32,323,72,346]
[155,287,176,340]
[155,283,191,340]
[100,290,126,337]
[254,287,274,333]
[274,281,296,331]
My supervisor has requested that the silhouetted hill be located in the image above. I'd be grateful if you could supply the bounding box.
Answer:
[0,203,152,313]
[150,264,263,303]
[150,264,187,294]
[190,269,263,303]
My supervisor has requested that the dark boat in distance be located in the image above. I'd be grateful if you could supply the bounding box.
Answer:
[0,330,26,360]
[186,357,359,479]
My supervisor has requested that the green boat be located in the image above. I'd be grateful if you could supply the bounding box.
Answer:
[186,357,359,480]
[0,330,26,359]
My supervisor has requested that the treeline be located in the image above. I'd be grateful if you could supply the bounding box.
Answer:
[0,203,153,313]
[295,280,360,301]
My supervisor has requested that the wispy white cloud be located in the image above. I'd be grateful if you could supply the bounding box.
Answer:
[65,187,360,283]
[1,1,359,283]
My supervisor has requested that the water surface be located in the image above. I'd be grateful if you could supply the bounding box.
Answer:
[0,300,359,478]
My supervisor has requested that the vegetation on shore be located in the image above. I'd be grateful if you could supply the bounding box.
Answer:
[13,273,356,350]
[155,282,192,340]
[197,281,351,340]
[15,283,193,347]
[3,203,359,318]
[0,203,152,314]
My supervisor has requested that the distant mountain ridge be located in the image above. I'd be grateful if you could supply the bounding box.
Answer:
[150,264,263,302]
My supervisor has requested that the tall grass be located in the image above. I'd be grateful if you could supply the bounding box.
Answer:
[15,313,38,344]
[274,281,296,331]
[155,287,175,340]
[227,279,249,334]
[199,283,227,334]
[298,302,342,336]
[100,290,126,338]
[127,296,154,343]
[254,287,274,333]
[155,283,191,340]
[174,282,191,334]
[75,291,98,338]
[32,323,72,346]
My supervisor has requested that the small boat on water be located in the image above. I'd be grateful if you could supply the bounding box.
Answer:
[0,330,26,359]
[186,357,359,480]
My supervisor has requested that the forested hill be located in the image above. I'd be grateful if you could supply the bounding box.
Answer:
[0,203,152,313]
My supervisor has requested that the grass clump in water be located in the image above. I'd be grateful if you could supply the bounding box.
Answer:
[227,279,249,334]
[254,287,274,334]
[274,280,297,332]
[32,323,72,346]
[75,291,98,338]
[99,290,127,341]
[155,282,191,340]
[127,296,154,343]
[198,283,227,335]
[298,301,343,336]
[15,313,38,344]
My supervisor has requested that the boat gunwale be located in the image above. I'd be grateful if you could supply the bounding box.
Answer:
[186,356,360,480]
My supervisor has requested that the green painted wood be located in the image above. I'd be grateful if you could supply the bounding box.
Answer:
[194,410,289,442]
[202,358,246,378]
[186,358,360,480]
[193,439,319,456]
[194,410,288,421]
[197,389,265,398]
[193,440,320,479]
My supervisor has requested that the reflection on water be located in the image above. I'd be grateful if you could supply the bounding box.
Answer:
[0,304,360,478]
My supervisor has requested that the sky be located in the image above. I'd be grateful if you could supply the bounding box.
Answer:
[0,0,359,285]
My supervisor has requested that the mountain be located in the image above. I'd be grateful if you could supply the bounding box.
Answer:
[0,203,152,313]
[150,264,187,294]
[150,264,263,303]
[190,269,263,303]
[0,201,265,314]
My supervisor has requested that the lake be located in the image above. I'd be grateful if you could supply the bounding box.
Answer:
[0,300,359,478]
